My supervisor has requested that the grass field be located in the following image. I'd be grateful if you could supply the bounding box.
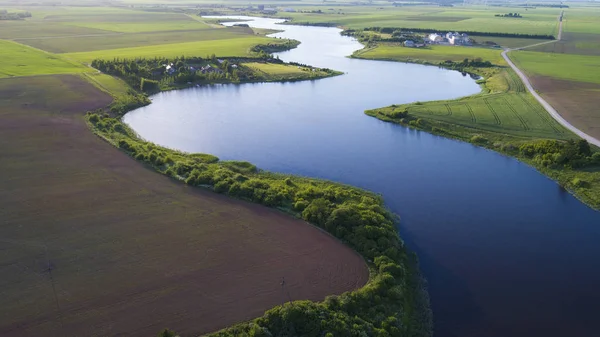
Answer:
[510,51,600,84]
[278,5,561,35]
[0,75,368,337]
[370,67,571,139]
[0,40,88,77]
[14,27,257,53]
[62,37,283,63]
[355,44,507,66]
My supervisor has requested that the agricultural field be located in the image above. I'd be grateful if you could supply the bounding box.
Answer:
[244,62,335,81]
[62,37,282,63]
[0,40,89,78]
[278,5,561,35]
[0,75,368,337]
[13,27,257,54]
[508,50,600,140]
[371,68,570,139]
[510,51,600,84]
[355,44,507,66]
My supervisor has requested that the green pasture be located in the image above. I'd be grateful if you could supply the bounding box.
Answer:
[373,68,569,139]
[80,73,130,98]
[63,20,210,33]
[62,37,280,63]
[510,51,600,84]
[16,27,255,53]
[281,5,561,35]
[356,44,506,66]
[0,40,88,78]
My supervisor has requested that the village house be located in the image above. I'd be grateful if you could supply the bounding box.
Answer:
[428,33,444,43]
[200,65,223,74]
[446,32,470,45]
[164,63,176,75]
[404,40,415,47]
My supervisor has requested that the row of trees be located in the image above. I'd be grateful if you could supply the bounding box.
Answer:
[360,26,555,40]
[88,110,432,337]
[495,13,523,18]
[519,139,600,169]
[0,10,31,20]
[92,56,264,93]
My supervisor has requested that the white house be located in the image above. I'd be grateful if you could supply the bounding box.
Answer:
[446,32,470,45]
[165,63,176,75]
[404,40,415,47]
[428,33,443,43]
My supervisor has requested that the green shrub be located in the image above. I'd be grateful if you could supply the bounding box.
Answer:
[572,177,589,188]
[88,114,100,124]
[470,135,488,144]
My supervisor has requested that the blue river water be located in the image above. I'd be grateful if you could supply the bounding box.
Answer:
[124,17,600,337]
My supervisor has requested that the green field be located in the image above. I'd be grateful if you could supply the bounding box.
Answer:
[243,62,336,81]
[510,51,600,84]
[63,20,210,33]
[370,67,570,139]
[278,5,561,35]
[15,27,256,53]
[356,44,507,66]
[62,37,281,63]
[0,40,88,77]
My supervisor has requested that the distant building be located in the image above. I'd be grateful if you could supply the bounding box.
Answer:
[404,40,415,47]
[428,33,443,43]
[446,32,470,45]
[165,63,176,75]
[258,4,265,10]
[284,8,296,12]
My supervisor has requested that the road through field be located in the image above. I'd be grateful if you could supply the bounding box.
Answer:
[503,12,600,147]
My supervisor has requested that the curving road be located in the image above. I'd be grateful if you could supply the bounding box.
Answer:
[501,13,600,147]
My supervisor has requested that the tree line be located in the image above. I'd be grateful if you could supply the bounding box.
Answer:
[0,10,31,20]
[357,27,555,40]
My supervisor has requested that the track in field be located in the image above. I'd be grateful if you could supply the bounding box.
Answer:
[483,98,502,125]
[502,97,530,130]
[517,94,564,135]
[464,103,477,123]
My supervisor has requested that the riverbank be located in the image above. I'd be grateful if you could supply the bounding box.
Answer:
[356,45,600,210]
[86,84,432,335]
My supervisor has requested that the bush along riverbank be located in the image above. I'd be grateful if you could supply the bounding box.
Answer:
[86,94,432,336]
[366,107,600,210]
[91,54,339,95]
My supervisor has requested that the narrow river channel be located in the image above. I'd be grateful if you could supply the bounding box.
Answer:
[124,17,600,337]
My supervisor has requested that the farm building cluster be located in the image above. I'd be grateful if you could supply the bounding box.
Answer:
[163,59,238,76]
[427,32,471,45]
[402,31,471,48]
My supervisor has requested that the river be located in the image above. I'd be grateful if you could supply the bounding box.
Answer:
[124,17,600,337]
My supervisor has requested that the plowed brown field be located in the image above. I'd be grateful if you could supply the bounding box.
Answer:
[530,75,600,141]
[0,75,368,337]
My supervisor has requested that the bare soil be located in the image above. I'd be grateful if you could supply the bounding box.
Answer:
[0,75,368,337]
[530,75,600,141]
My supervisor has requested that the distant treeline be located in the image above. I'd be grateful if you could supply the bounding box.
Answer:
[517,3,569,8]
[356,27,554,40]
[0,10,31,20]
[251,39,300,54]
[92,56,271,93]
